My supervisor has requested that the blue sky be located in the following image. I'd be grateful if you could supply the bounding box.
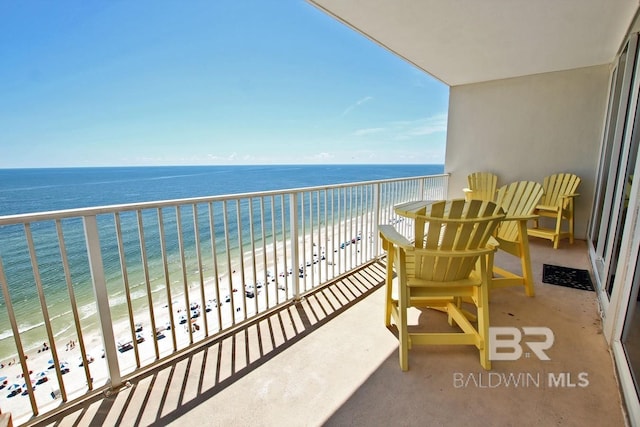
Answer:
[0,1,449,168]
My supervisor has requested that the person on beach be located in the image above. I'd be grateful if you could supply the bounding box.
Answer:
[37,342,49,353]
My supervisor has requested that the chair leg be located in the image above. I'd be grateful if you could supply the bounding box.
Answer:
[392,248,409,371]
[568,201,575,244]
[384,250,394,327]
[385,284,393,327]
[518,222,535,297]
[477,262,491,370]
[398,291,409,371]
[553,213,562,249]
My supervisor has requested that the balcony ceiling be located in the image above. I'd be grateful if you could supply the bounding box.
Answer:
[308,0,640,86]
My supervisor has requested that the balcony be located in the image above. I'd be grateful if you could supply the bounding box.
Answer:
[0,174,454,425]
[0,173,628,425]
[21,239,626,426]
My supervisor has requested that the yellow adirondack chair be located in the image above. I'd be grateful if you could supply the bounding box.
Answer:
[528,173,581,249]
[492,181,544,296]
[379,199,505,371]
[463,172,498,201]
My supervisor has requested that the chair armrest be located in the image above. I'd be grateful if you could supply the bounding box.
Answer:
[487,236,500,251]
[378,225,412,251]
[503,214,539,222]
[559,193,579,208]
[537,193,579,211]
[417,245,498,257]
[535,204,560,212]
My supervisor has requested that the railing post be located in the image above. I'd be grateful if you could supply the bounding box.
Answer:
[418,177,426,200]
[443,174,449,199]
[0,256,39,416]
[290,192,300,299]
[83,215,123,390]
[372,182,381,257]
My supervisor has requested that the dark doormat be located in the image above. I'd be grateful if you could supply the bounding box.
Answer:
[542,264,594,291]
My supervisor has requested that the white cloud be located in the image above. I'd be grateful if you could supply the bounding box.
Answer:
[342,96,374,116]
[315,152,333,159]
[352,113,447,140]
[353,127,386,136]
[204,152,243,164]
[391,114,448,138]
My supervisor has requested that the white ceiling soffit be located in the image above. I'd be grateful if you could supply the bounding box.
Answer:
[308,0,639,86]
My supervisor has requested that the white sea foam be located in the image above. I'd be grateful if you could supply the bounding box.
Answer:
[0,328,14,341]
[79,302,98,320]
[105,293,127,308]
[0,319,46,344]
[18,320,45,334]
[53,323,73,338]
[129,288,149,301]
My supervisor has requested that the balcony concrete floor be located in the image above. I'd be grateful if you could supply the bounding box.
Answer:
[33,239,627,427]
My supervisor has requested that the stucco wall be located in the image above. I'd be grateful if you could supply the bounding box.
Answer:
[445,65,611,239]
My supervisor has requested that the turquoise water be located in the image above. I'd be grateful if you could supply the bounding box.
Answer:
[0,165,444,358]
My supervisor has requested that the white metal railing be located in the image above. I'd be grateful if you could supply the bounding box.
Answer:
[0,173,448,424]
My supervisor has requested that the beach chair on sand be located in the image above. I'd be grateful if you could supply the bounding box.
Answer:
[491,181,544,296]
[463,172,498,202]
[379,199,505,371]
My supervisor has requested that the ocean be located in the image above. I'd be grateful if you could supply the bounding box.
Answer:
[0,164,444,358]
[0,165,444,215]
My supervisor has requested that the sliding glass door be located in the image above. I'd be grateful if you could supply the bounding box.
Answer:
[611,158,640,422]
[591,32,640,422]
[621,255,640,401]
[590,33,640,311]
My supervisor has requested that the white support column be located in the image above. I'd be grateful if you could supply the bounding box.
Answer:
[290,193,300,299]
[83,215,123,389]
[372,183,381,257]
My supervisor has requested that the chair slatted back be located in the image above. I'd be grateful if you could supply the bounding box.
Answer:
[495,181,544,242]
[467,172,498,202]
[540,173,581,208]
[410,199,504,282]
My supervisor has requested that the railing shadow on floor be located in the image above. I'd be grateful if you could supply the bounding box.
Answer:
[30,262,386,427]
